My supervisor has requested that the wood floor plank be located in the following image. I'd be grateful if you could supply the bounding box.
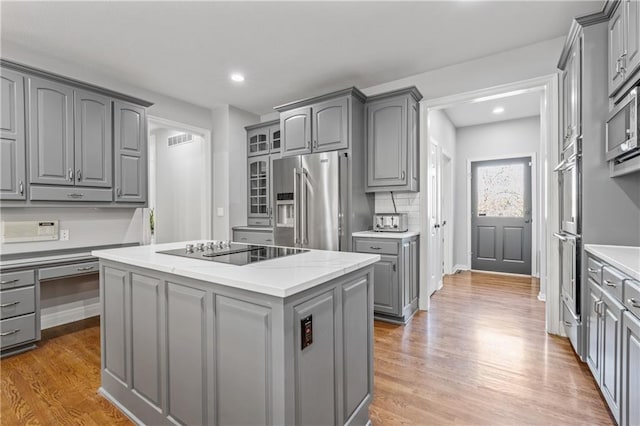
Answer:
[0,272,613,425]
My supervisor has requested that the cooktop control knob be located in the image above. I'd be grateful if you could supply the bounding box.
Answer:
[206,241,215,250]
[185,244,194,253]
[196,243,205,251]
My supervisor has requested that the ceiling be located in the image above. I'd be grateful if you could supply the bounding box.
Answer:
[1,1,602,115]
[444,90,541,128]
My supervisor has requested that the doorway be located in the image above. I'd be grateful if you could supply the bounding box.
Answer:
[470,156,532,275]
[147,116,212,244]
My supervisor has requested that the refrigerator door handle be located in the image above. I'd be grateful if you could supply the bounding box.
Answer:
[293,168,300,245]
[301,168,309,245]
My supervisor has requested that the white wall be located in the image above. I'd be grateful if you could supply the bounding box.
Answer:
[212,105,260,239]
[453,116,541,272]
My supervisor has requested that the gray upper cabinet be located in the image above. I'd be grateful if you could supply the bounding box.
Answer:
[281,106,312,156]
[270,124,281,153]
[609,3,627,96]
[74,90,112,188]
[0,68,26,200]
[365,87,422,192]
[28,76,74,186]
[114,100,146,204]
[247,154,270,220]
[608,0,640,97]
[247,125,270,157]
[312,96,348,152]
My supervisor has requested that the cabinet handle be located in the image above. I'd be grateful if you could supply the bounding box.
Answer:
[620,51,627,74]
[18,180,24,195]
[0,279,19,285]
[587,267,599,273]
[0,301,20,308]
[392,264,396,272]
[265,239,273,242]
[604,279,617,287]
[313,140,318,149]
[307,141,311,149]
[68,168,74,181]
[0,329,20,337]
[563,321,573,327]
[116,188,122,197]
[369,246,382,250]
[67,193,84,198]
[76,169,82,181]
[240,237,247,241]
[76,266,95,272]
[401,171,406,180]
[629,298,640,308]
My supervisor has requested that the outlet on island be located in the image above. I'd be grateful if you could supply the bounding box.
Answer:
[60,229,70,241]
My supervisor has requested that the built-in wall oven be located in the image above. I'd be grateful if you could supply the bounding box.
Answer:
[554,143,581,236]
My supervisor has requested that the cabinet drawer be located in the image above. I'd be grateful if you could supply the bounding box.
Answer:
[624,279,640,318]
[0,270,35,290]
[30,186,113,202]
[232,230,274,245]
[248,218,271,227]
[0,313,36,349]
[39,261,99,281]
[0,286,35,320]
[354,239,398,255]
[587,257,603,285]
[602,266,625,302]
[562,300,580,352]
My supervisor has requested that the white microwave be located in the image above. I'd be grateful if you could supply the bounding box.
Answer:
[606,87,639,162]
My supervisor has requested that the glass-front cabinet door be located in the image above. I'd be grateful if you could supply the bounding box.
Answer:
[248,127,270,157]
[270,125,281,153]
[248,155,270,218]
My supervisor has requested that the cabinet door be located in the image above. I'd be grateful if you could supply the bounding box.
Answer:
[74,90,112,188]
[409,99,419,188]
[366,97,407,188]
[0,69,26,200]
[622,311,640,426]
[167,282,208,425]
[601,291,624,423]
[373,254,399,316]
[114,101,146,203]
[625,0,640,77]
[609,3,626,96]
[269,124,281,154]
[561,68,571,148]
[409,239,418,303]
[294,290,336,425]
[247,155,270,218]
[312,97,348,152]
[402,242,411,306]
[568,41,581,142]
[28,77,74,186]
[586,280,602,381]
[281,106,311,157]
[247,127,269,157]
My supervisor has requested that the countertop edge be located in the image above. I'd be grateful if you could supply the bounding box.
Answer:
[584,244,640,281]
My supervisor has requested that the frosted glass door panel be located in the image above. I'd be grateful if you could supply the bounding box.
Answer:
[476,163,524,218]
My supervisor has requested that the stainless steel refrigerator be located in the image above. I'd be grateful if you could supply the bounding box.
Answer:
[273,151,347,250]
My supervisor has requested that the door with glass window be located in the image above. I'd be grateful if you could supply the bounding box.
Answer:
[471,157,532,275]
[247,155,270,219]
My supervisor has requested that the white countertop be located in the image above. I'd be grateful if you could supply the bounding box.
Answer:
[92,242,380,298]
[584,244,640,281]
[232,226,273,231]
[352,230,420,239]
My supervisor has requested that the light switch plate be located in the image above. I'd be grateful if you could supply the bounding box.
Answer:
[217,207,224,217]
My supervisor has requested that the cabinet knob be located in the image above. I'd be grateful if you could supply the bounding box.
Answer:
[629,298,640,308]
[401,171,406,180]
[18,180,24,195]
[76,169,82,181]
[313,140,318,149]
[68,168,74,181]
[116,188,122,197]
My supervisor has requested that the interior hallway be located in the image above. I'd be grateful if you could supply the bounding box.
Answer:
[370,271,614,425]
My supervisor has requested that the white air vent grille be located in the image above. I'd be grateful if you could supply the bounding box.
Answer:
[168,133,193,147]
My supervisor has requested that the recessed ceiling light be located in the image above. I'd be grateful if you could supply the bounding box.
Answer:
[230,73,245,82]
[493,106,505,114]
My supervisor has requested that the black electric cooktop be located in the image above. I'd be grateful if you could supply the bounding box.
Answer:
[157,241,308,266]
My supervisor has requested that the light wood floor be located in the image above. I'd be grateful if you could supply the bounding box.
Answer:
[0,271,613,425]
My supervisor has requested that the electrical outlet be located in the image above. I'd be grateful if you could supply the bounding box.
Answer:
[217,207,224,217]
[60,229,70,241]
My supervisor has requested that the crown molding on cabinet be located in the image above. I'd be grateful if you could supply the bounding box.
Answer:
[365,86,423,103]
[244,119,279,131]
[0,58,154,107]
[557,1,615,69]
[273,86,367,112]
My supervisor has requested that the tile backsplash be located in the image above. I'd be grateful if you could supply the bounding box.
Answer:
[374,192,421,231]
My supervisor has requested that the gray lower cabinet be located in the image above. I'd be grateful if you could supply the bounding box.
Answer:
[353,235,419,323]
[232,228,274,245]
[622,310,640,426]
[586,279,603,379]
[0,68,26,200]
[99,260,374,426]
[365,87,422,192]
[114,101,146,204]
[600,290,624,423]
[0,269,38,357]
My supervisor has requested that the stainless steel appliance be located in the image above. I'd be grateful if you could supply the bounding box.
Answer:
[273,151,347,250]
[606,86,640,163]
[373,213,408,232]
[158,241,308,266]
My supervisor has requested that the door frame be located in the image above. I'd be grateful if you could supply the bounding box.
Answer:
[440,149,454,276]
[146,115,213,243]
[420,73,561,335]
[467,153,536,276]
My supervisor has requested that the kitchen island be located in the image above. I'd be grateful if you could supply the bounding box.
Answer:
[92,242,380,426]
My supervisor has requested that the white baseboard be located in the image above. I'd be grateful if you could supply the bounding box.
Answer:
[537,292,546,302]
[41,302,100,330]
[453,264,470,273]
